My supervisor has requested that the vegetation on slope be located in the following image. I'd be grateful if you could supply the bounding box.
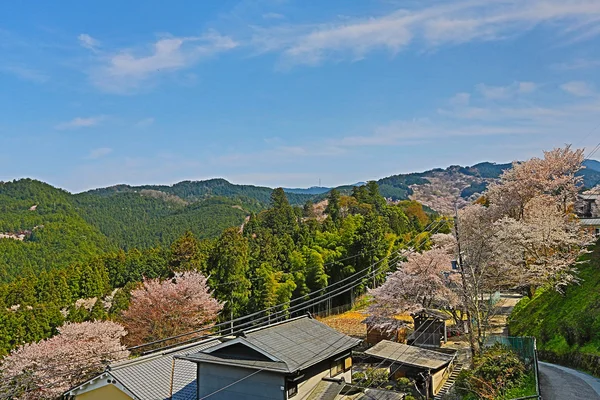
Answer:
[509,240,600,373]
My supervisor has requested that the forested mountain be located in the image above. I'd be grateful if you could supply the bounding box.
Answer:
[0,179,112,282]
[83,178,314,205]
[0,182,446,357]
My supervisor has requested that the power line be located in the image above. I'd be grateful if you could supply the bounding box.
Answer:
[1,219,450,395]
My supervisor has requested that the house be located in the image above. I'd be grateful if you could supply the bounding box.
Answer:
[407,309,451,348]
[65,315,360,400]
[64,337,221,400]
[363,316,408,345]
[177,316,361,400]
[580,218,600,236]
[364,340,457,397]
[576,191,600,218]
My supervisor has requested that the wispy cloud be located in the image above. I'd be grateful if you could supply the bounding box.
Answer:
[87,147,112,159]
[263,12,285,20]
[1,65,48,83]
[135,117,155,128]
[476,81,537,99]
[87,31,238,94]
[78,33,100,50]
[250,0,600,66]
[552,58,600,70]
[55,116,104,130]
[560,81,596,97]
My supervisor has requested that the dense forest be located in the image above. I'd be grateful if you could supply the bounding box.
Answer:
[0,178,448,356]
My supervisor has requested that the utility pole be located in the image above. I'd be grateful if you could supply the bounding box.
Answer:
[454,204,478,364]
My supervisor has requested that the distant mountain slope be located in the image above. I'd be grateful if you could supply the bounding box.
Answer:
[283,186,331,195]
[584,159,600,172]
[73,193,251,249]
[0,179,112,282]
[84,178,313,206]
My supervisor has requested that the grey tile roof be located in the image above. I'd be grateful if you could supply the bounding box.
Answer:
[181,316,360,374]
[306,379,345,400]
[365,340,454,370]
[179,350,290,373]
[108,338,220,400]
[580,218,600,225]
[358,388,405,400]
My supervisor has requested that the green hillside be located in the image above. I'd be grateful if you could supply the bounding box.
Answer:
[508,240,600,373]
[0,179,112,282]
[73,193,251,249]
[83,178,314,205]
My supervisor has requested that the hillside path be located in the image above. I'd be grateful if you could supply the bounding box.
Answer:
[539,362,600,400]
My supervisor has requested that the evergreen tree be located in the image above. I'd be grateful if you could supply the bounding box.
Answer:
[325,189,341,223]
[208,228,251,319]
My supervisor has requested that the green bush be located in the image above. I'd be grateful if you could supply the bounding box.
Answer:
[456,344,526,399]
[352,367,389,387]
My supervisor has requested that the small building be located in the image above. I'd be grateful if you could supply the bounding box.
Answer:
[580,218,600,236]
[576,191,600,218]
[407,309,451,348]
[364,340,457,397]
[363,316,408,345]
[64,336,221,400]
[65,316,360,400]
[177,316,361,400]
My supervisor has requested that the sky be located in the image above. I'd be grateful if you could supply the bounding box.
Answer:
[1,0,599,192]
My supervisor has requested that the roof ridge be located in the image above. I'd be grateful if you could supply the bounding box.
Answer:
[109,336,220,370]
[244,315,309,335]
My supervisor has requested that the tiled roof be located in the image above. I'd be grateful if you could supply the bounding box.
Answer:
[580,218,600,226]
[108,338,220,400]
[180,316,360,374]
[365,340,454,370]
[306,379,345,400]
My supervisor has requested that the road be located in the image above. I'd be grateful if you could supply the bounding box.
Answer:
[539,362,600,400]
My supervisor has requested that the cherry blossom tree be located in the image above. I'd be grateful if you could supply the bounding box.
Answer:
[368,235,459,326]
[0,321,128,400]
[120,271,223,349]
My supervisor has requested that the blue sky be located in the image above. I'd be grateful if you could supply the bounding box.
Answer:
[1,0,599,192]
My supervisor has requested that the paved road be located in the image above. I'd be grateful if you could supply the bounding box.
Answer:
[539,362,600,400]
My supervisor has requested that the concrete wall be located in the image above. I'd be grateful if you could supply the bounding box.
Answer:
[431,367,448,395]
[76,385,132,400]
[198,364,285,400]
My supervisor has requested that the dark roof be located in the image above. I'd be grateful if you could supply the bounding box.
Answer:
[179,316,360,374]
[306,379,345,400]
[358,388,405,400]
[65,337,220,400]
[413,309,452,321]
[365,340,454,370]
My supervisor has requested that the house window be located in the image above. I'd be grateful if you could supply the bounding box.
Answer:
[331,356,353,377]
[287,383,298,398]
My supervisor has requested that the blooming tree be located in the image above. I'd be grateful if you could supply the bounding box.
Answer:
[0,321,128,400]
[121,271,223,348]
[369,235,459,326]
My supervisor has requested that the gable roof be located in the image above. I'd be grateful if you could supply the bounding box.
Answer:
[179,316,360,374]
[65,337,221,400]
[365,340,454,370]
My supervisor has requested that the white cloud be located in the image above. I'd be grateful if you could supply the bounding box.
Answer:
[560,81,595,97]
[55,116,104,130]
[1,65,48,83]
[135,117,155,127]
[78,33,100,50]
[449,92,471,107]
[552,58,600,70]
[251,0,600,66]
[263,12,285,20]
[87,147,112,159]
[476,81,537,99]
[90,31,238,94]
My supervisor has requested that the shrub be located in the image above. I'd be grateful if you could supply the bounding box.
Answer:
[456,344,526,400]
[352,367,389,387]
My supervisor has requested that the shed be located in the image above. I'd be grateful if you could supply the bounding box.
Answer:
[408,309,451,348]
[364,340,456,397]
[362,316,408,345]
